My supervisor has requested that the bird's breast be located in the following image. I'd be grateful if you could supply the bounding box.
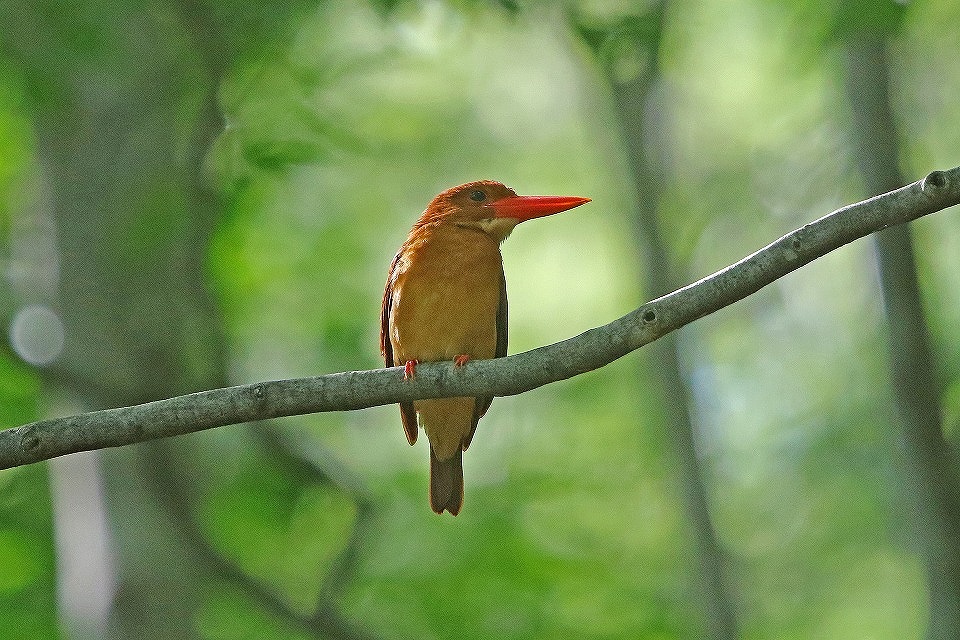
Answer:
[389,229,503,364]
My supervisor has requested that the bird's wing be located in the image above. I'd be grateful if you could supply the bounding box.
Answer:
[380,253,400,364]
[495,268,509,359]
[465,268,507,450]
[381,252,418,445]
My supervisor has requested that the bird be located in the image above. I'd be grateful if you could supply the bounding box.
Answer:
[380,180,590,515]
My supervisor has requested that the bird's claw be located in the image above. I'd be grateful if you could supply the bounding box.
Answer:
[453,354,470,368]
[403,360,419,380]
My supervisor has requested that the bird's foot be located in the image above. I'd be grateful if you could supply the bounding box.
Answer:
[453,354,470,368]
[403,359,419,380]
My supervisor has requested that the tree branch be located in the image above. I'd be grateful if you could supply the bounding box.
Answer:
[3,167,959,469]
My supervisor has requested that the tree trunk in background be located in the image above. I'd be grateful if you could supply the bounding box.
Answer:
[5,3,230,637]
[576,6,740,639]
[2,3,369,639]
[842,36,960,640]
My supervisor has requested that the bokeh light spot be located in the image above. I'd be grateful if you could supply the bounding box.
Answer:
[9,304,65,366]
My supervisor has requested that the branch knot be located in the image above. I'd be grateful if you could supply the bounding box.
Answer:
[922,170,947,194]
[18,427,40,452]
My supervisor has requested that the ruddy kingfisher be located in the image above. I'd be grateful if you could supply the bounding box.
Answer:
[380,180,590,514]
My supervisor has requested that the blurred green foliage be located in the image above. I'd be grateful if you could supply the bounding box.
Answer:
[1,0,959,639]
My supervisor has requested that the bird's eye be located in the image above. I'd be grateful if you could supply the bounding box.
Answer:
[469,190,486,202]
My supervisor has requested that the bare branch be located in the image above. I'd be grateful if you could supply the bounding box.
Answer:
[2,167,959,470]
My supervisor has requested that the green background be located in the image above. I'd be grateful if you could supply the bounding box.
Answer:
[1,1,958,638]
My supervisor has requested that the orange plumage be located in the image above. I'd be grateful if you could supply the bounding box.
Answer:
[381,180,590,514]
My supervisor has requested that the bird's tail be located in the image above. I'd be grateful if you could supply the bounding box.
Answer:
[429,445,464,516]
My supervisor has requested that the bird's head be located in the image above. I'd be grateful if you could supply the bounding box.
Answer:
[416,180,590,242]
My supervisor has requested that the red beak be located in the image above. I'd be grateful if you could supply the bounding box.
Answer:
[486,194,591,223]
